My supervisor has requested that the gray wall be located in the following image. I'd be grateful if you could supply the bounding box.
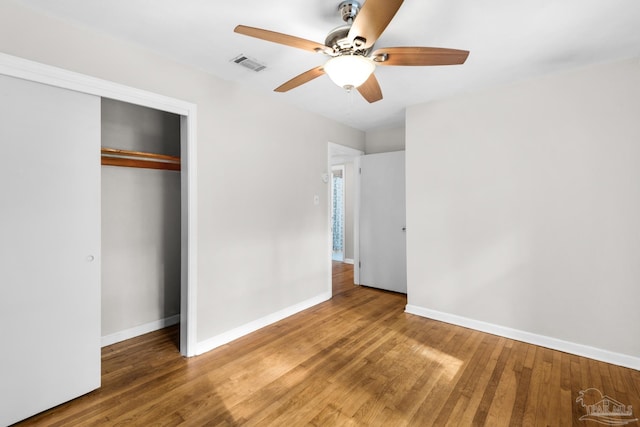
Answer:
[365,126,405,154]
[101,99,181,337]
[102,98,180,156]
[406,58,640,360]
[0,1,365,349]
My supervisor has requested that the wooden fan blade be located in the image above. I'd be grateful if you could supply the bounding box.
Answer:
[347,0,404,49]
[357,73,383,103]
[371,47,470,66]
[235,25,329,53]
[275,66,326,92]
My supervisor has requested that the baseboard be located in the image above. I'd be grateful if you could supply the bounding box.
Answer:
[343,258,354,265]
[196,292,331,356]
[101,314,180,347]
[405,305,640,371]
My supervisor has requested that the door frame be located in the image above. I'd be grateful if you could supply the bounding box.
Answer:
[0,52,198,357]
[328,142,363,292]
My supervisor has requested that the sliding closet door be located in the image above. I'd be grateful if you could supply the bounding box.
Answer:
[0,74,101,425]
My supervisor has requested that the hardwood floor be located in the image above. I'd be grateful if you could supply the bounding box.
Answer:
[16,262,640,426]
[332,260,356,295]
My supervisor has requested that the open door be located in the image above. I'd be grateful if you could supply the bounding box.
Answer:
[359,151,407,293]
[0,74,101,425]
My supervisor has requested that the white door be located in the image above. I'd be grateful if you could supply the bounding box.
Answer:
[359,151,407,293]
[0,74,101,426]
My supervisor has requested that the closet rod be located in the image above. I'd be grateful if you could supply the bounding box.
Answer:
[101,147,180,171]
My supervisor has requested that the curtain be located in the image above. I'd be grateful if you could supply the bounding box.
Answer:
[332,174,344,252]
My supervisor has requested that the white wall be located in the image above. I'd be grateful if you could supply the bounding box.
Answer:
[101,99,181,338]
[365,126,405,154]
[406,58,640,365]
[0,2,365,350]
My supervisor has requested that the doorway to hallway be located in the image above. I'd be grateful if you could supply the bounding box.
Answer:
[328,142,363,297]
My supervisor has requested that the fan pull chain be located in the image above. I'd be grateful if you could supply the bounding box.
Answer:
[345,87,354,121]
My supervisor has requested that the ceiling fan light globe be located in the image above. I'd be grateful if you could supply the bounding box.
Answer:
[324,55,375,90]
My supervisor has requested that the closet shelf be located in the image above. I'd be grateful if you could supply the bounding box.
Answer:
[101,147,180,171]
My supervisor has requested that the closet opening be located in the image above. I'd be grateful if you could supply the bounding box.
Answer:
[100,98,182,350]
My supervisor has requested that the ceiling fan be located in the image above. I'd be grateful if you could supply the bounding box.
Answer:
[234,0,469,103]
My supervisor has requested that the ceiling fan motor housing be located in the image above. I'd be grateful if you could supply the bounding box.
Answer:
[325,25,372,55]
[327,1,371,56]
[325,25,350,51]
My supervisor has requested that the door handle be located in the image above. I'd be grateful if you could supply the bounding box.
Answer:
[402,227,406,232]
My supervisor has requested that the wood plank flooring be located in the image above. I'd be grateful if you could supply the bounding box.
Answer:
[15,262,640,426]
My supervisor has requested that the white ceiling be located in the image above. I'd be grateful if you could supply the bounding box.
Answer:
[17,0,640,131]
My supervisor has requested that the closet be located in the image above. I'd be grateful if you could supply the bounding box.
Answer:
[0,54,194,425]
[100,98,182,346]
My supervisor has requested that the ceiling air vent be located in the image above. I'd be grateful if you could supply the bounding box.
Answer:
[232,54,266,72]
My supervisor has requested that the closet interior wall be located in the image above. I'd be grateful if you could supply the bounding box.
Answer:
[101,98,181,344]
